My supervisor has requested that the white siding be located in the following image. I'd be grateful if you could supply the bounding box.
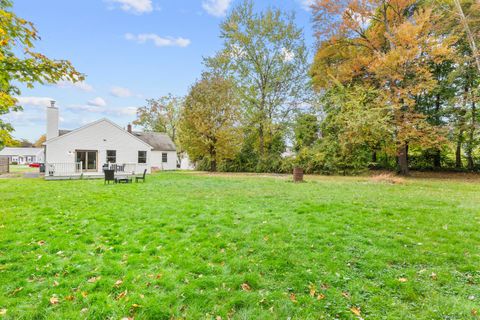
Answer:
[45,119,152,174]
[150,150,177,170]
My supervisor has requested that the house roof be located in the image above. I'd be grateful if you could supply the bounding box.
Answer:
[44,118,176,152]
[0,147,43,156]
[59,129,71,136]
[133,132,176,151]
[44,118,153,150]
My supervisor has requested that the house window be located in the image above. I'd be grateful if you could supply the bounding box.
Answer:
[138,151,147,164]
[106,150,116,163]
[162,153,168,163]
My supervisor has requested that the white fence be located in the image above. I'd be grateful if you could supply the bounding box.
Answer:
[45,162,148,177]
[46,162,83,177]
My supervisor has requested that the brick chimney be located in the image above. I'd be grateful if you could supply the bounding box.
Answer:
[127,123,132,133]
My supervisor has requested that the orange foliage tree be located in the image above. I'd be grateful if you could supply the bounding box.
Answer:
[310,0,454,175]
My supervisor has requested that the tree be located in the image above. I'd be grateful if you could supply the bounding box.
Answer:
[311,0,453,175]
[293,113,319,152]
[319,84,392,173]
[134,94,183,145]
[34,134,46,148]
[452,0,480,73]
[205,0,311,158]
[179,75,242,171]
[0,1,83,145]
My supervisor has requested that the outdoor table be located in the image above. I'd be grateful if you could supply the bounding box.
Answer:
[115,175,132,184]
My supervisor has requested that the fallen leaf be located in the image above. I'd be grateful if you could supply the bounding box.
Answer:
[350,306,361,316]
[81,291,88,298]
[131,304,141,308]
[53,280,59,287]
[37,240,45,246]
[398,278,408,283]
[88,276,101,283]
[114,279,123,287]
[216,316,222,320]
[430,273,437,280]
[472,309,477,316]
[140,294,145,299]
[80,308,88,313]
[241,283,251,292]
[317,293,325,300]
[309,283,316,297]
[65,295,75,301]
[289,293,297,303]
[50,296,59,304]
[117,290,128,300]
[120,318,133,320]
[0,309,6,315]
[155,274,162,279]
[10,287,23,296]
[342,291,350,299]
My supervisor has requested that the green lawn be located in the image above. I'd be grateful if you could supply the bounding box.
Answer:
[7,165,38,174]
[0,172,479,319]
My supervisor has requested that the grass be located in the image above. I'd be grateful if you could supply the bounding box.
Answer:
[0,172,479,319]
[7,165,38,174]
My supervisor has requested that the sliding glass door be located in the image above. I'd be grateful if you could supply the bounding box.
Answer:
[75,150,98,171]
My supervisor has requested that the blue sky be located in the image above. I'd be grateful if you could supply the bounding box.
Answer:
[7,0,315,141]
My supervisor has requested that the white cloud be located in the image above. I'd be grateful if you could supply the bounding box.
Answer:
[298,0,314,11]
[108,107,138,116]
[16,96,54,108]
[66,104,104,113]
[56,80,94,92]
[125,33,191,48]
[110,86,135,98]
[202,0,232,17]
[66,104,138,117]
[87,97,107,107]
[106,0,153,14]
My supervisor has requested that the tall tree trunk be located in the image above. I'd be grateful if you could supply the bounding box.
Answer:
[456,131,463,169]
[433,94,442,169]
[372,151,377,163]
[453,0,480,73]
[397,143,409,176]
[467,99,476,170]
[209,143,217,172]
[258,123,264,157]
[433,150,441,169]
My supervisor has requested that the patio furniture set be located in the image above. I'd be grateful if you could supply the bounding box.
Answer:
[104,168,147,184]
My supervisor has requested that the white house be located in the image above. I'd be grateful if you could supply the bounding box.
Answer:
[0,147,44,164]
[44,101,177,178]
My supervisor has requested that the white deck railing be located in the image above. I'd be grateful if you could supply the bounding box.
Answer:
[46,162,148,177]
[46,162,83,177]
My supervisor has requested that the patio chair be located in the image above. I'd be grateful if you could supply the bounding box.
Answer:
[135,169,147,183]
[104,169,115,184]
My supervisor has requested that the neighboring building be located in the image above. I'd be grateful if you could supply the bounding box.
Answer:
[132,131,177,171]
[43,101,177,178]
[179,153,195,170]
[0,147,44,164]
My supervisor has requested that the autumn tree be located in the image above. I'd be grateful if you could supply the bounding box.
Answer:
[311,0,453,175]
[179,75,241,172]
[205,0,311,158]
[293,113,319,152]
[0,0,83,145]
[33,134,46,148]
[134,94,183,145]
